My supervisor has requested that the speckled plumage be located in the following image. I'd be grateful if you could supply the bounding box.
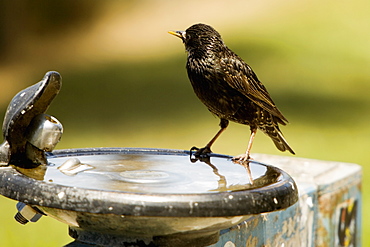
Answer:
[169,23,294,159]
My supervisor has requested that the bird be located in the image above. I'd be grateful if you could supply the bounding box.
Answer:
[168,23,294,161]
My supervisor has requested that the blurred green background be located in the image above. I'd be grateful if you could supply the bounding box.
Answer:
[0,0,369,246]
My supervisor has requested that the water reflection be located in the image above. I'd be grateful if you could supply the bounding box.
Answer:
[189,155,227,191]
[13,164,47,180]
[13,152,282,195]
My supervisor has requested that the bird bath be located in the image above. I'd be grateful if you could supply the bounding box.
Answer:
[1,148,297,246]
[0,72,298,246]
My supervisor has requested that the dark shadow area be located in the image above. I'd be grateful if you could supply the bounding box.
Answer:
[1,55,365,136]
[45,57,202,130]
[275,90,369,127]
[0,1,101,61]
[42,57,367,132]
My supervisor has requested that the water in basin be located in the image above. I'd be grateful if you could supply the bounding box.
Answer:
[44,153,279,194]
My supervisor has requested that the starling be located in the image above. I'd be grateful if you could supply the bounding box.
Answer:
[169,23,294,161]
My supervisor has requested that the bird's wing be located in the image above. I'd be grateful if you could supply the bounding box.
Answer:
[219,54,288,123]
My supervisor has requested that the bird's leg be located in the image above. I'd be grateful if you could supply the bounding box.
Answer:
[232,128,257,162]
[232,128,257,184]
[191,119,229,157]
[245,128,257,159]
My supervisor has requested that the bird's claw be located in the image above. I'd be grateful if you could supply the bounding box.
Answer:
[190,146,213,163]
[190,146,212,157]
[232,154,252,163]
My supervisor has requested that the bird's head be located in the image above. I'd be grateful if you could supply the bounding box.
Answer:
[169,23,224,55]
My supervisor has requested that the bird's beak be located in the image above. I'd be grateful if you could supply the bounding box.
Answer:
[168,30,185,41]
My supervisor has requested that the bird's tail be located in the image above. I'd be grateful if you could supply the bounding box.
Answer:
[262,125,295,155]
[273,130,295,155]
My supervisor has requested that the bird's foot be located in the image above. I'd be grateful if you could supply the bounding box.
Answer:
[190,146,212,157]
[232,153,252,163]
[190,146,212,163]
